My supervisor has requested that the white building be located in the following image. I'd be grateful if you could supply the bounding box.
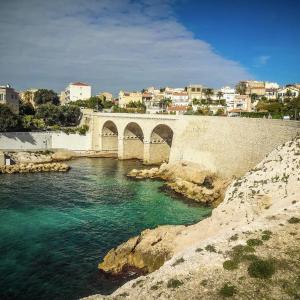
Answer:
[219,86,236,108]
[169,91,189,106]
[265,82,280,100]
[63,82,91,103]
[277,86,300,101]
[0,84,19,114]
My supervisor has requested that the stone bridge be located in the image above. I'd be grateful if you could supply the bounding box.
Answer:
[90,113,300,177]
[90,113,178,164]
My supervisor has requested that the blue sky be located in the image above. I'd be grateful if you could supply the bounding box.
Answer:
[0,0,299,94]
[177,0,300,84]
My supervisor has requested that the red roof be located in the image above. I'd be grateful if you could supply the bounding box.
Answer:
[71,82,90,86]
[167,105,188,111]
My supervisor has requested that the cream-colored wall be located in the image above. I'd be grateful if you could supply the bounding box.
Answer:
[91,113,300,177]
[169,116,300,177]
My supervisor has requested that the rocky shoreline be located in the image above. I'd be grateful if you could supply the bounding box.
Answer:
[0,162,70,174]
[128,161,231,206]
[87,137,300,300]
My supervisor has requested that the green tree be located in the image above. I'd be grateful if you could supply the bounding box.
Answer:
[203,88,214,100]
[0,104,19,131]
[36,104,81,126]
[284,96,300,120]
[159,98,172,110]
[250,93,258,102]
[33,89,60,106]
[236,82,247,95]
[19,101,35,116]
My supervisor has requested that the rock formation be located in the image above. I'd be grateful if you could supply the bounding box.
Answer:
[89,136,300,300]
[128,161,231,206]
[0,162,70,174]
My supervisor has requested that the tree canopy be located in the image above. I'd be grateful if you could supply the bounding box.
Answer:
[33,89,60,106]
[36,104,81,126]
[0,104,19,132]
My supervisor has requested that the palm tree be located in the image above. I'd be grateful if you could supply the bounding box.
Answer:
[204,88,214,100]
[216,91,224,105]
[159,98,172,110]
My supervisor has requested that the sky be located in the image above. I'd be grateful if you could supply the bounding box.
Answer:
[0,0,299,94]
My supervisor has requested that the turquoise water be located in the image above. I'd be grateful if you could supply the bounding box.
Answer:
[0,158,211,300]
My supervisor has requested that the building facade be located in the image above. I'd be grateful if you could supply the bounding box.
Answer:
[118,91,142,108]
[0,84,19,114]
[186,84,203,100]
[62,82,91,103]
[277,86,300,101]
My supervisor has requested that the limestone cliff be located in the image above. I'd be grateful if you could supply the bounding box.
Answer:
[85,136,300,300]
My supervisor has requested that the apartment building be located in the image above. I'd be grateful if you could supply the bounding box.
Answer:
[62,82,91,104]
[0,84,19,114]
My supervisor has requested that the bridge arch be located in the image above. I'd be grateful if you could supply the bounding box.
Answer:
[148,124,174,164]
[102,120,118,152]
[123,122,144,160]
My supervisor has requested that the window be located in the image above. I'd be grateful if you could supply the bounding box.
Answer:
[197,88,200,92]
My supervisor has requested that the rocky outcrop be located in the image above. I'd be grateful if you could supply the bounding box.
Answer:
[90,137,300,299]
[51,150,74,161]
[128,161,230,206]
[0,162,70,174]
[99,225,185,274]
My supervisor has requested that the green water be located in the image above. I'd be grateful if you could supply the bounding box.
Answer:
[0,158,211,300]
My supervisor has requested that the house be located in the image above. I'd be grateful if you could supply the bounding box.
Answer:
[265,82,280,100]
[170,91,189,106]
[167,105,189,115]
[0,84,19,114]
[219,86,236,107]
[227,95,252,113]
[277,86,300,101]
[62,82,92,103]
[186,84,203,100]
[118,91,142,108]
[237,80,265,96]
[99,92,113,102]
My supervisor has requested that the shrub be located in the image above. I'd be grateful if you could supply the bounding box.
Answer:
[172,257,185,267]
[223,260,239,270]
[167,278,183,289]
[288,217,300,224]
[205,244,216,252]
[247,239,263,247]
[195,248,203,252]
[219,283,236,297]
[77,124,89,135]
[247,259,276,279]
[229,234,239,241]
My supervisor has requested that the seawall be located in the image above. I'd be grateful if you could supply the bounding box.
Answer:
[0,131,91,151]
[169,116,300,177]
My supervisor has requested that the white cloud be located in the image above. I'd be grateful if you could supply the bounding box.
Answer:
[0,0,252,93]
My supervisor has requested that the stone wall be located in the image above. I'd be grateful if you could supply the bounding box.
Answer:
[169,116,300,177]
[0,132,91,151]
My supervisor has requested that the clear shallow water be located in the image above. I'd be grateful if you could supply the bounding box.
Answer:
[0,158,211,300]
